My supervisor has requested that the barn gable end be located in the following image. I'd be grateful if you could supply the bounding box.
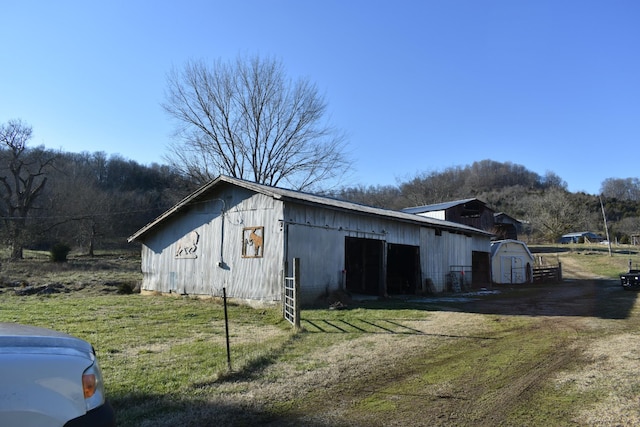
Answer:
[134,183,285,302]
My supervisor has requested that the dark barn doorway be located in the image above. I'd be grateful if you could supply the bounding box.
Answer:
[387,244,421,295]
[345,237,383,295]
[472,251,491,287]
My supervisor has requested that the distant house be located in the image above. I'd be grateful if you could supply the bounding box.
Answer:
[128,176,493,306]
[490,240,534,284]
[559,231,603,244]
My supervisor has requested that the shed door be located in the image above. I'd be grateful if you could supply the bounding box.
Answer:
[501,256,526,284]
[345,237,383,296]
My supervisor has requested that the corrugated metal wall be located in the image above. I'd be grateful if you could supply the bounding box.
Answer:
[283,204,488,302]
[283,203,397,304]
[140,187,285,302]
[419,228,475,292]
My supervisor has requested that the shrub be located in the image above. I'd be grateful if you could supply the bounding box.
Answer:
[117,281,140,294]
[50,243,71,263]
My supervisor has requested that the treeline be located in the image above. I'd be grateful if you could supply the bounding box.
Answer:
[331,160,640,243]
[2,143,639,258]
[38,151,196,251]
[0,144,196,256]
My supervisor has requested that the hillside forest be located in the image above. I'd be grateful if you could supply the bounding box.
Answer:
[1,143,639,258]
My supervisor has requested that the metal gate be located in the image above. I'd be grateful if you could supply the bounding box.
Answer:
[284,258,300,328]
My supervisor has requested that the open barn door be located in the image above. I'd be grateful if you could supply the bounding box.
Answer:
[344,237,384,296]
[472,251,491,287]
[387,243,420,294]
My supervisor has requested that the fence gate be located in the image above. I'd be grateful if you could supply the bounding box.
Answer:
[284,258,301,328]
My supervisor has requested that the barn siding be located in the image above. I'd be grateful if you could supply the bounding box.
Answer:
[283,204,484,303]
[285,223,347,304]
[420,228,475,292]
[284,204,411,304]
[140,189,285,302]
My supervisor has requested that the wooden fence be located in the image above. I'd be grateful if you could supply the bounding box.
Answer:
[532,263,562,283]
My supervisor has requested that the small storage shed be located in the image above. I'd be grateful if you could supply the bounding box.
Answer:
[128,175,493,305]
[490,240,534,284]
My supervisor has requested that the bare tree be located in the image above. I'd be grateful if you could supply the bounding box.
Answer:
[400,167,466,206]
[0,119,56,259]
[526,189,593,242]
[601,177,640,201]
[614,216,640,243]
[163,54,350,190]
[541,171,568,190]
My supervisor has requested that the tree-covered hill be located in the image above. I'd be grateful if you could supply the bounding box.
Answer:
[332,159,640,243]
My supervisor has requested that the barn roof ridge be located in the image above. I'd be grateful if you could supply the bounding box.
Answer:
[128,175,492,242]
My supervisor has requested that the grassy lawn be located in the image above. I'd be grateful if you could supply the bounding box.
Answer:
[1,289,296,425]
[1,245,640,425]
[530,242,640,278]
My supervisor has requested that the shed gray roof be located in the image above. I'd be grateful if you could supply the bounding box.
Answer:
[490,239,534,258]
[128,176,492,242]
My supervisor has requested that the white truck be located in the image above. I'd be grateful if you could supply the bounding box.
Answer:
[0,323,116,426]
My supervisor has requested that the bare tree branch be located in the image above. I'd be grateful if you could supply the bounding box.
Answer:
[162,54,350,190]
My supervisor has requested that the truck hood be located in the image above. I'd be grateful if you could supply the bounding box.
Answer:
[0,323,94,358]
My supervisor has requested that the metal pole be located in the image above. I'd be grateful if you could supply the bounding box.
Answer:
[599,196,612,257]
[223,287,231,371]
[293,258,301,330]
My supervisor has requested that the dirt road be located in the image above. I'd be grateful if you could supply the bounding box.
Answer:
[311,279,637,426]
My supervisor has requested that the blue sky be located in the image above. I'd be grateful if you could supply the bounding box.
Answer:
[2,1,638,195]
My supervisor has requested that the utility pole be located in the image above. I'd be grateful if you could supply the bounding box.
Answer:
[599,196,612,257]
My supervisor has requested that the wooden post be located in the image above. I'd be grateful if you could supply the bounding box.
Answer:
[557,262,562,282]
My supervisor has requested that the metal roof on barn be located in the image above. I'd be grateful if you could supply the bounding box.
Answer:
[128,176,492,243]
[401,198,479,214]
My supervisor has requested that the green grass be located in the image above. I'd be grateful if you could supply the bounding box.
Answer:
[0,289,294,426]
[342,315,589,425]
[531,243,640,278]
[2,246,640,425]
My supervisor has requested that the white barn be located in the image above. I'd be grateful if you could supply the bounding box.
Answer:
[128,176,493,305]
[490,239,534,284]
